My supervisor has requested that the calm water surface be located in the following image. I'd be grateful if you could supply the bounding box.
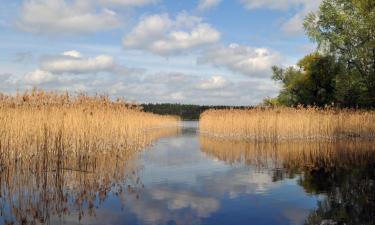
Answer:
[1,121,374,225]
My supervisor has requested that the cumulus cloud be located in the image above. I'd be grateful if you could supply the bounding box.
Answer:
[123,12,220,56]
[40,51,115,74]
[197,75,228,90]
[197,0,222,11]
[17,0,120,34]
[240,0,322,35]
[24,70,57,85]
[198,43,282,77]
[18,50,144,92]
[108,72,279,105]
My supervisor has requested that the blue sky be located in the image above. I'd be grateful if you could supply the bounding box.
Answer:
[0,0,320,105]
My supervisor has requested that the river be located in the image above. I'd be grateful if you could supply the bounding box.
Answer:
[1,121,374,225]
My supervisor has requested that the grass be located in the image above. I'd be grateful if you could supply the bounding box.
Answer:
[0,89,180,224]
[199,107,375,141]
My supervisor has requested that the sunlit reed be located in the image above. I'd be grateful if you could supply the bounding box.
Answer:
[0,89,180,225]
[199,107,375,141]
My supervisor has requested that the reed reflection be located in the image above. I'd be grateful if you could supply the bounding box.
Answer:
[0,127,179,225]
[200,136,375,225]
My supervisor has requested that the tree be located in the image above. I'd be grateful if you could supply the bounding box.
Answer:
[271,53,341,107]
[304,0,375,106]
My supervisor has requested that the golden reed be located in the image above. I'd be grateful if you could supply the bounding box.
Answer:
[0,89,180,225]
[199,107,375,141]
[0,127,179,225]
[0,89,180,155]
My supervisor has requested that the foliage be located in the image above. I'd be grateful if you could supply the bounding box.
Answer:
[303,0,375,107]
[271,53,341,107]
[142,103,251,120]
[270,0,375,108]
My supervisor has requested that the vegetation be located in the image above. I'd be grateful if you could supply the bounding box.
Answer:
[0,90,180,155]
[199,107,375,141]
[0,89,181,225]
[142,103,250,120]
[268,0,375,108]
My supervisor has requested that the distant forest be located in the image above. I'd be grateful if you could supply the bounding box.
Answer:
[141,103,251,120]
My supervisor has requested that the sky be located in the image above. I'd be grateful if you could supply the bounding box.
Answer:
[0,0,321,105]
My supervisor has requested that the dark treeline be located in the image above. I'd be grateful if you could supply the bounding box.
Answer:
[142,103,251,120]
[266,0,375,108]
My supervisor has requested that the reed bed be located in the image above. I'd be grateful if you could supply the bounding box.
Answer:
[199,107,375,141]
[0,89,180,156]
[0,89,180,225]
[0,127,180,225]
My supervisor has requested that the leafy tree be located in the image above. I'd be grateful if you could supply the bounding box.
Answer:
[271,53,341,107]
[304,0,375,106]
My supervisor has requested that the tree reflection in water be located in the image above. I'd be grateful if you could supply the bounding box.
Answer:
[200,137,375,225]
[0,127,179,225]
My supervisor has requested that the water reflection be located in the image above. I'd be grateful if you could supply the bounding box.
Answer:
[131,128,318,225]
[200,136,375,225]
[1,123,374,225]
[0,127,179,225]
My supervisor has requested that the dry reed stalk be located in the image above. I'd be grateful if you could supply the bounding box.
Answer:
[199,107,375,141]
[0,127,179,225]
[0,89,180,224]
[0,89,180,156]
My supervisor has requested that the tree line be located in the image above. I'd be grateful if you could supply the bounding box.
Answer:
[141,103,251,120]
[266,0,375,108]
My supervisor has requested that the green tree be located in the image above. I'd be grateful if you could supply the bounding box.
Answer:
[304,0,375,106]
[271,53,341,107]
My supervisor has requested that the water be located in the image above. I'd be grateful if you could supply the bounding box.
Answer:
[1,121,374,225]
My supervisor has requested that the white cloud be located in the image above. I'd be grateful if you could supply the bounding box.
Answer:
[197,0,222,11]
[281,1,321,35]
[17,50,143,91]
[240,0,322,35]
[40,51,115,74]
[18,0,120,34]
[241,0,302,10]
[112,72,279,105]
[198,43,282,77]
[63,50,83,58]
[98,0,158,7]
[24,69,57,85]
[197,75,228,90]
[12,69,278,105]
[123,12,220,56]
